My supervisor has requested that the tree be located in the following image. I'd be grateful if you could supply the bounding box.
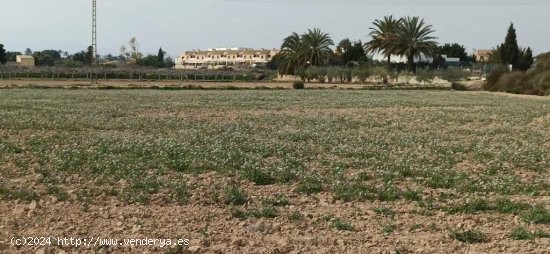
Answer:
[85,46,94,66]
[164,57,175,69]
[336,38,368,64]
[500,23,520,68]
[6,51,22,62]
[301,28,334,66]
[517,47,534,71]
[395,16,438,72]
[120,37,142,61]
[365,16,402,66]
[32,50,61,66]
[277,29,334,75]
[438,43,467,61]
[137,55,159,67]
[25,48,32,55]
[157,48,166,68]
[0,44,8,65]
[128,37,142,60]
[278,32,304,75]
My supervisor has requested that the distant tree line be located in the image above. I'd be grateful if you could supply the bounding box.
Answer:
[0,37,175,69]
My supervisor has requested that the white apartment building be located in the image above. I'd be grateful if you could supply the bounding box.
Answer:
[175,47,280,70]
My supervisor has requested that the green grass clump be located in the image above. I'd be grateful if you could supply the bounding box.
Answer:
[510,227,534,240]
[287,211,304,221]
[521,206,550,224]
[493,199,532,214]
[242,168,275,185]
[409,223,422,231]
[444,198,532,214]
[449,229,488,243]
[295,177,323,194]
[0,186,39,202]
[380,222,396,234]
[46,185,69,201]
[171,183,190,205]
[261,193,289,207]
[403,188,423,201]
[331,181,374,201]
[331,218,353,231]
[373,206,395,216]
[224,183,248,205]
[509,227,550,240]
[444,199,492,214]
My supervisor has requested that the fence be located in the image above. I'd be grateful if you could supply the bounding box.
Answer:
[0,67,275,82]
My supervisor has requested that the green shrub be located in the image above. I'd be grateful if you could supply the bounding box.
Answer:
[371,66,389,84]
[438,67,468,82]
[416,68,436,84]
[293,80,305,89]
[352,67,370,83]
[529,70,550,95]
[451,82,468,91]
[496,71,529,93]
[483,66,509,91]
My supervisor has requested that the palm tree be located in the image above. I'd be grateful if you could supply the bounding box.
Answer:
[365,16,402,67]
[278,32,303,75]
[395,16,438,72]
[300,28,334,66]
[278,29,333,75]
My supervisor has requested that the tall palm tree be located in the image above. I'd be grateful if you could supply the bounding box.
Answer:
[300,28,334,67]
[395,16,438,72]
[278,29,333,75]
[279,32,303,75]
[365,16,402,67]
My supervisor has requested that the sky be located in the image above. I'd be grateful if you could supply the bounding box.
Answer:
[1,0,549,58]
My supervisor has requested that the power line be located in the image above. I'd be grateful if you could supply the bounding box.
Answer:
[224,0,550,6]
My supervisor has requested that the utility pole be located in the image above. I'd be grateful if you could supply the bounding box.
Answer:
[91,0,98,84]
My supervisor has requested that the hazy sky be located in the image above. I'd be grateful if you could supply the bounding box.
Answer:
[2,0,549,57]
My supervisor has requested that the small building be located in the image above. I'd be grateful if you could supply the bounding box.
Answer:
[16,55,35,67]
[473,49,492,62]
[441,55,461,66]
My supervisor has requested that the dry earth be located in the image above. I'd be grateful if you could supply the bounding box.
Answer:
[0,89,548,254]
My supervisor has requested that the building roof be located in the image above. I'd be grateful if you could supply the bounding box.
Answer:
[474,50,492,56]
[179,48,279,58]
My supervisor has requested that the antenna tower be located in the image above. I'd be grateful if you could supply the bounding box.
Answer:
[91,0,97,84]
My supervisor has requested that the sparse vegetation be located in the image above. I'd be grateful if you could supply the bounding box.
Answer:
[332,218,354,231]
[449,229,488,243]
[224,183,248,206]
[1,89,549,252]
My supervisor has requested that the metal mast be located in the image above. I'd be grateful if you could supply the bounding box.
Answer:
[91,0,97,84]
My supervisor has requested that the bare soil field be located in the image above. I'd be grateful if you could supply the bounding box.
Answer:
[0,89,549,254]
